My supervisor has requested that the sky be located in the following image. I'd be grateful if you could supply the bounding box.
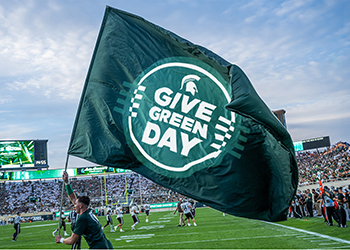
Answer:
[0,0,349,170]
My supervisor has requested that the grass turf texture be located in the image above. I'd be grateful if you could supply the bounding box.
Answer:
[1,207,350,249]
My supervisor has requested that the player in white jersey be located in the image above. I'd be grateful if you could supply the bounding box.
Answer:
[181,200,197,226]
[12,212,22,241]
[68,209,81,249]
[102,210,115,232]
[144,203,150,222]
[114,204,124,232]
[130,203,139,230]
[53,211,69,236]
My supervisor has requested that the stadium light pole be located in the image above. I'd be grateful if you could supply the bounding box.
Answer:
[139,174,143,206]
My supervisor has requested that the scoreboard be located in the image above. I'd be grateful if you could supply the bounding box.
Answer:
[0,140,48,170]
[293,136,330,152]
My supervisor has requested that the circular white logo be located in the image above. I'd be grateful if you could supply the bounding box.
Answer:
[125,57,237,175]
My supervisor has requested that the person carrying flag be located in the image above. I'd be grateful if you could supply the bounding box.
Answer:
[55,172,113,249]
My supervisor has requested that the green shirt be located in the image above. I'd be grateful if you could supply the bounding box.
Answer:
[307,193,312,202]
[73,208,113,249]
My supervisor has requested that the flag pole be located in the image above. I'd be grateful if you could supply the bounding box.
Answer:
[58,154,70,236]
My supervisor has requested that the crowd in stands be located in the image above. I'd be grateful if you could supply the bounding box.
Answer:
[0,173,185,216]
[1,141,349,216]
[297,142,350,186]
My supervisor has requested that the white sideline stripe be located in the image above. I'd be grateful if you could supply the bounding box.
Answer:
[22,223,62,228]
[319,242,341,245]
[263,221,350,245]
[310,239,331,242]
[113,234,300,248]
[0,242,54,247]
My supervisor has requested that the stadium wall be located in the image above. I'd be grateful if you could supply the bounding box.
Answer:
[299,179,350,191]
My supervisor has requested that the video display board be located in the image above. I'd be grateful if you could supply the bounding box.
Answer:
[293,136,330,152]
[77,166,115,175]
[0,141,34,168]
[77,166,131,175]
[0,140,48,170]
[9,168,76,181]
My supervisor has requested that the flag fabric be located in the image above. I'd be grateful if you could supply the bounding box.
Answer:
[68,6,298,222]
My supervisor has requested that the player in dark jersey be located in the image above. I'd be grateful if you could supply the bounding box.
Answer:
[68,208,81,249]
[114,204,124,232]
[55,172,113,249]
[144,203,150,222]
[102,210,115,232]
[53,211,69,236]
[174,198,186,227]
[189,199,196,217]
[336,187,348,227]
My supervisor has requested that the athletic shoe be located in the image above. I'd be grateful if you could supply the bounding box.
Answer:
[12,240,15,242]
[64,232,69,236]
[111,230,115,232]
[120,229,124,232]
[194,223,197,226]
[177,225,181,227]
[101,226,104,230]
[146,219,148,222]
[131,226,135,231]
[188,223,191,226]
[114,226,118,231]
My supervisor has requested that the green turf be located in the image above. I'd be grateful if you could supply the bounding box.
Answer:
[1,207,350,249]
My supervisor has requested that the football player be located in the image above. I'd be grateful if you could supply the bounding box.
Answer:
[130,203,139,230]
[144,203,150,222]
[53,211,69,236]
[102,210,115,232]
[180,199,197,226]
[114,204,124,232]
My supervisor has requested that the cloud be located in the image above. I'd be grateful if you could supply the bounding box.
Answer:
[0,1,97,100]
[274,0,310,16]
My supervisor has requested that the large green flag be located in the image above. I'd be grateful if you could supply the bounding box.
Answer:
[68,6,298,221]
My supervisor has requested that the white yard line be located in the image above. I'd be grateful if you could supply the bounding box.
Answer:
[263,221,350,245]
[113,233,301,248]
[21,223,60,228]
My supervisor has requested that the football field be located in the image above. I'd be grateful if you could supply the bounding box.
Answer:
[1,207,350,249]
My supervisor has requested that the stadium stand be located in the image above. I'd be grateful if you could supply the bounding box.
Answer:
[0,173,186,217]
[297,142,350,186]
[1,141,349,223]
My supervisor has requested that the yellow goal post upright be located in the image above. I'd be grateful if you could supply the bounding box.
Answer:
[103,170,130,207]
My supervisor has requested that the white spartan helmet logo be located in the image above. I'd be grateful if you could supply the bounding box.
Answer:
[180,74,200,96]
